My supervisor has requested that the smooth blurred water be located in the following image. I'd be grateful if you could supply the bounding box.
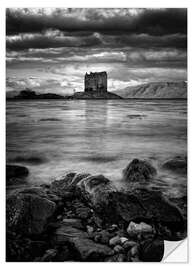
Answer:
[6,99,187,198]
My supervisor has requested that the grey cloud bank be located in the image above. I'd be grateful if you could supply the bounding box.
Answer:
[6,8,187,94]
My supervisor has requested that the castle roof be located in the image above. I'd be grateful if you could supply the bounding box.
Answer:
[85,71,107,77]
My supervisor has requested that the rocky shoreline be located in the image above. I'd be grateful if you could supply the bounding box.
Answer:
[6,158,187,262]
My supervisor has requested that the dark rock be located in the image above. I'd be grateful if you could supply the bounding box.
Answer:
[53,246,71,262]
[77,174,116,220]
[94,230,111,245]
[50,172,90,196]
[114,245,124,253]
[127,246,141,262]
[6,164,29,185]
[46,193,62,203]
[61,218,84,229]
[6,178,27,186]
[162,156,187,174]
[122,240,137,250]
[126,250,132,262]
[131,256,141,262]
[40,183,51,189]
[109,236,121,247]
[76,174,185,239]
[105,253,126,262]
[72,200,92,220]
[54,224,88,244]
[28,240,47,258]
[39,249,57,262]
[103,189,185,239]
[71,237,113,261]
[130,245,139,256]
[169,196,187,222]
[139,238,164,262]
[54,224,112,261]
[88,215,103,228]
[132,188,185,238]
[6,192,56,235]
[6,232,47,262]
[123,159,157,182]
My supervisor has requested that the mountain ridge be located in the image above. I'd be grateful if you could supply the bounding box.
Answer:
[112,81,187,99]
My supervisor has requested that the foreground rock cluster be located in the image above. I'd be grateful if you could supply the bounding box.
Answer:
[6,159,187,262]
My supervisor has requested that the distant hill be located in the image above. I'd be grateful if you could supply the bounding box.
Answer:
[112,81,187,99]
[66,91,122,100]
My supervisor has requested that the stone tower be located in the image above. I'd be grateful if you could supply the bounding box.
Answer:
[84,71,107,93]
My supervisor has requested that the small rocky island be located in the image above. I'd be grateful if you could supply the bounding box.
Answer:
[6,158,187,262]
[8,89,65,100]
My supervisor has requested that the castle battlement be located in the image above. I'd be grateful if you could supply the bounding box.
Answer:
[84,71,107,92]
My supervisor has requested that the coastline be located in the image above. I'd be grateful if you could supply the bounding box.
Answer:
[6,158,187,262]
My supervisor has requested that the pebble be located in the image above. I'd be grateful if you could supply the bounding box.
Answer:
[94,234,101,242]
[120,237,128,244]
[131,256,141,262]
[130,245,139,256]
[99,230,111,244]
[86,225,94,234]
[109,236,121,246]
[108,224,118,232]
[114,245,124,253]
[123,240,138,250]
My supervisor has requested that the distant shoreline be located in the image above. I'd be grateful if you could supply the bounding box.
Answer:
[6,97,187,101]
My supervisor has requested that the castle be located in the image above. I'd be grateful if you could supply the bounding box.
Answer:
[84,71,107,93]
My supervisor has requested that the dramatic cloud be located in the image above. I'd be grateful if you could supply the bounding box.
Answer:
[6,8,187,94]
[6,8,186,36]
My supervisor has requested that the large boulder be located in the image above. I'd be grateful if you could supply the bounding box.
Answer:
[6,192,56,235]
[76,174,116,208]
[127,221,154,238]
[50,172,90,196]
[162,156,187,174]
[6,164,29,185]
[132,189,185,233]
[54,224,112,261]
[123,159,157,182]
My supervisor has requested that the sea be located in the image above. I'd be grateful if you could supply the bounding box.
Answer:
[6,99,187,200]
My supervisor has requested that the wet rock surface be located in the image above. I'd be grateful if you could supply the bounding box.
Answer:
[6,192,56,235]
[6,162,187,262]
[123,159,157,182]
[162,156,187,175]
[6,164,29,185]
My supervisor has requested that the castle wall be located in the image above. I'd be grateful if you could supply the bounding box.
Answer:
[85,72,107,92]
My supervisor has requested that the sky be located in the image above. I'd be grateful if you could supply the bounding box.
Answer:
[6,8,187,95]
